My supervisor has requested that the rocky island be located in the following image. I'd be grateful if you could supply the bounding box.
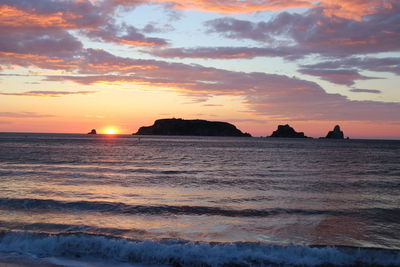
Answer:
[87,129,97,134]
[270,124,308,138]
[133,118,251,137]
[325,125,345,139]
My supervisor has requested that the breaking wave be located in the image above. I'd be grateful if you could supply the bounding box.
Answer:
[0,231,399,266]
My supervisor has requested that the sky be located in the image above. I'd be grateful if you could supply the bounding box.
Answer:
[0,0,399,138]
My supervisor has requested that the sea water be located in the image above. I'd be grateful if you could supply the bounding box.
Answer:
[0,133,399,266]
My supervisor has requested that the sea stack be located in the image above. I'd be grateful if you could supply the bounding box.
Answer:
[326,125,344,139]
[270,124,307,138]
[133,118,251,137]
[88,129,97,135]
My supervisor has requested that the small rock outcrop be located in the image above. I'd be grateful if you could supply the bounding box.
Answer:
[326,125,344,139]
[270,124,307,138]
[133,118,251,137]
[88,129,97,135]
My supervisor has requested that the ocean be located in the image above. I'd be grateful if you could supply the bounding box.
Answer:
[0,133,399,266]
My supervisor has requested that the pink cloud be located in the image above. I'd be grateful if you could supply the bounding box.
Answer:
[350,89,381,94]
[301,57,400,75]
[244,83,399,121]
[44,50,400,122]
[205,3,399,57]
[0,90,96,97]
[84,22,169,47]
[112,0,393,19]
[0,0,106,30]
[298,69,379,86]
[0,29,82,58]
[0,0,167,70]
[110,0,312,14]
[147,46,297,59]
[0,112,55,118]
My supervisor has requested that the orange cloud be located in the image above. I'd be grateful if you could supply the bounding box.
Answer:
[113,0,395,19]
[165,0,311,13]
[320,0,395,20]
[0,90,95,97]
[0,52,79,70]
[117,39,167,46]
[113,0,311,13]
[0,5,79,29]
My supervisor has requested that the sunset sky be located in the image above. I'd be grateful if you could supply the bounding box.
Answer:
[0,0,399,138]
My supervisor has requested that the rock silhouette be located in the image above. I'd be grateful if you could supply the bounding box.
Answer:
[270,124,307,138]
[88,129,97,135]
[326,125,344,139]
[134,118,251,137]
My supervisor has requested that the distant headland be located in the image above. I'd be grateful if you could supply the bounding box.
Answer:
[133,118,251,137]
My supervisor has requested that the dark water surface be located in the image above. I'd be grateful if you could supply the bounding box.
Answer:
[0,133,399,266]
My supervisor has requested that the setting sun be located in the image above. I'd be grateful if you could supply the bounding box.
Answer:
[105,128,118,134]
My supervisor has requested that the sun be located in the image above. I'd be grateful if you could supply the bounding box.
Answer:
[105,127,118,135]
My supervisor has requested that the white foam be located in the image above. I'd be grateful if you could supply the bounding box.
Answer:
[0,232,399,266]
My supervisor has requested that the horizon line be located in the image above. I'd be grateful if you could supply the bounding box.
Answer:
[0,131,399,141]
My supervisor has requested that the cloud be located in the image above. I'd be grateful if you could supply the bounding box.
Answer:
[298,69,379,86]
[227,118,267,123]
[110,0,313,14]
[142,23,174,34]
[205,3,400,57]
[350,88,382,94]
[0,1,87,70]
[319,0,395,20]
[111,0,392,19]
[146,46,296,59]
[25,82,41,84]
[244,80,400,121]
[44,49,400,122]
[0,112,55,118]
[301,57,400,75]
[84,22,169,47]
[298,56,399,86]
[0,0,168,71]
[0,29,83,58]
[0,90,96,97]
[0,0,107,30]
[148,2,399,60]
[203,104,223,107]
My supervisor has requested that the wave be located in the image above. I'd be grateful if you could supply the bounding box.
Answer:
[1,198,400,220]
[0,231,399,267]
[0,165,202,177]
[0,220,147,238]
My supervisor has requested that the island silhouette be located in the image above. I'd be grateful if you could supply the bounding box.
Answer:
[87,129,97,135]
[269,124,308,138]
[133,118,251,137]
[325,125,345,139]
[269,124,347,139]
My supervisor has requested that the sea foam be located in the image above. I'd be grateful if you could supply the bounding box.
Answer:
[0,232,399,266]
